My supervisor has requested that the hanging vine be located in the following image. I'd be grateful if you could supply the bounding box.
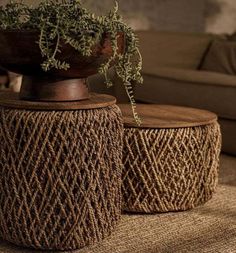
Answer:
[0,0,143,124]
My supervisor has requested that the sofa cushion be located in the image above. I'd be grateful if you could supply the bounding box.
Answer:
[141,67,236,87]
[200,40,236,75]
[135,67,236,120]
[136,31,218,71]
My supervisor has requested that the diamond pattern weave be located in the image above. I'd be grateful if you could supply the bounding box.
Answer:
[0,105,123,250]
[122,123,221,213]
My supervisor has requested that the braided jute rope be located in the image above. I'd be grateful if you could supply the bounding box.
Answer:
[122,123,221,213]
[0,105,123,250]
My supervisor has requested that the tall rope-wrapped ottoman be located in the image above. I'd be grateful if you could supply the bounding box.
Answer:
[0,92,123,250]
[120,104,221,213]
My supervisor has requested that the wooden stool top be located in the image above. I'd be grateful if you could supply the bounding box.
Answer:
[119,104,218,129]
[0,91,116,110]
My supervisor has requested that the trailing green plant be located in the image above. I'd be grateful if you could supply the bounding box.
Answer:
[0,0,143,124]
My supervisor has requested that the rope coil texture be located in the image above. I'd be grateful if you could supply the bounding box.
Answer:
[0,105,123,250]
[122,123,221,213]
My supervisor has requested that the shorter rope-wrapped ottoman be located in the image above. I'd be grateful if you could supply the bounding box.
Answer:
[0,92,123,251]
[120,104,221,213]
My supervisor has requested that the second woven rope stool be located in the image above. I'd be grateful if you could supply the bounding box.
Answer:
[120,104,221,213]
[0,92,123,251]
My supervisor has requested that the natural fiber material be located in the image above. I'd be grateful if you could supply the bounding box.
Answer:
[122,123,221,213]
[1,157,236,253]
[0,105,123,250]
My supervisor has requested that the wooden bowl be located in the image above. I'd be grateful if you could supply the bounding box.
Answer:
[0,30,125,101]
[0,30,125,78]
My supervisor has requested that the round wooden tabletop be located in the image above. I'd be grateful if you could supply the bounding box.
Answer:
[0,91,116,110]
[119,104,218,129]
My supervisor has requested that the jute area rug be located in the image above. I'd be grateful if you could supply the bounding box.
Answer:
[0,154,236,253]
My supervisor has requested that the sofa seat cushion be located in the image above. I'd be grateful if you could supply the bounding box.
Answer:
[135,67,236,120]
[142,67,236,87]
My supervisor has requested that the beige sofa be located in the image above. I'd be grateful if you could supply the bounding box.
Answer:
[90,31,236,156]
[134,31,236,156]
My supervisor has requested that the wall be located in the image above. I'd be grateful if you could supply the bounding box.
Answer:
[206,0,236,34]
[0,0,205,32]
[84,0,205,32]
[3,0,235,35]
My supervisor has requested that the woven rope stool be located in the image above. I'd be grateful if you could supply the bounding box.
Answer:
[0,92,123,251]
[120,104,221,213]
